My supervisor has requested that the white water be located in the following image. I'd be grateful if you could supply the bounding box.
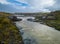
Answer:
[15,19,60,44]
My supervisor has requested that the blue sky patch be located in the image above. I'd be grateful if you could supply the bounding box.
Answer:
[7,0,29,6]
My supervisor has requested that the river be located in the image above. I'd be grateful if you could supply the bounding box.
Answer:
[15,18,60,44]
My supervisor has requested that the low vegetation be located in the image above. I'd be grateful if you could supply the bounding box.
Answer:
[46,11,60,31]
[0,12,12,16]
[0,16,23,44]
[35,10,60,31]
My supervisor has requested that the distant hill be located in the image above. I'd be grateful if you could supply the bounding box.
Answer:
[0,12,12,16]
[0,12,49,17]
[14,12,49,16]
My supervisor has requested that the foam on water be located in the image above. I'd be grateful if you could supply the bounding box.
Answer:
[15,20,60,44]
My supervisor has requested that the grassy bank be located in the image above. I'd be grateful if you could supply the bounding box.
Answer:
[0,16,24,44]
[35,11,60,31]
[46,11,60,31]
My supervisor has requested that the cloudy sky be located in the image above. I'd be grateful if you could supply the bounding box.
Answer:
[0,0,60,13]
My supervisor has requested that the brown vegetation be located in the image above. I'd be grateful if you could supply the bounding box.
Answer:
[0,16,24,44]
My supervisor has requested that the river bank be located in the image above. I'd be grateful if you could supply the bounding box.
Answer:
[0,16,24,44]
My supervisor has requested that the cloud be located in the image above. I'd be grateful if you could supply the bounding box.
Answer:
[0,0,59,12]
[0,3,19,13]
[0,0,11,4]
[46,0,60,11]
[16,0,28,4]
[20,0,55,12]
[14,0,55,12]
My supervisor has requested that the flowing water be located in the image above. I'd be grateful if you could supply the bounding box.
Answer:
[15,18,60,44]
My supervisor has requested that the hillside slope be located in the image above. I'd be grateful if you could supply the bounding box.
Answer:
[46,11,60,31]
[0,16,24,44]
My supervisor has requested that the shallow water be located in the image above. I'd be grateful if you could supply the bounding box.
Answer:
[15,20,60,44]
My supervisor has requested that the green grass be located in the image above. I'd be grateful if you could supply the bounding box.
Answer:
[35,10,60,31]
[0,16,23,44]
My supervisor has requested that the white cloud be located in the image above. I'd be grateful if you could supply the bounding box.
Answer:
[15,0,55,12]
[40,9,51,12]
[0,0,10,4]
[27,0,55,10]
[0,0,56,12]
